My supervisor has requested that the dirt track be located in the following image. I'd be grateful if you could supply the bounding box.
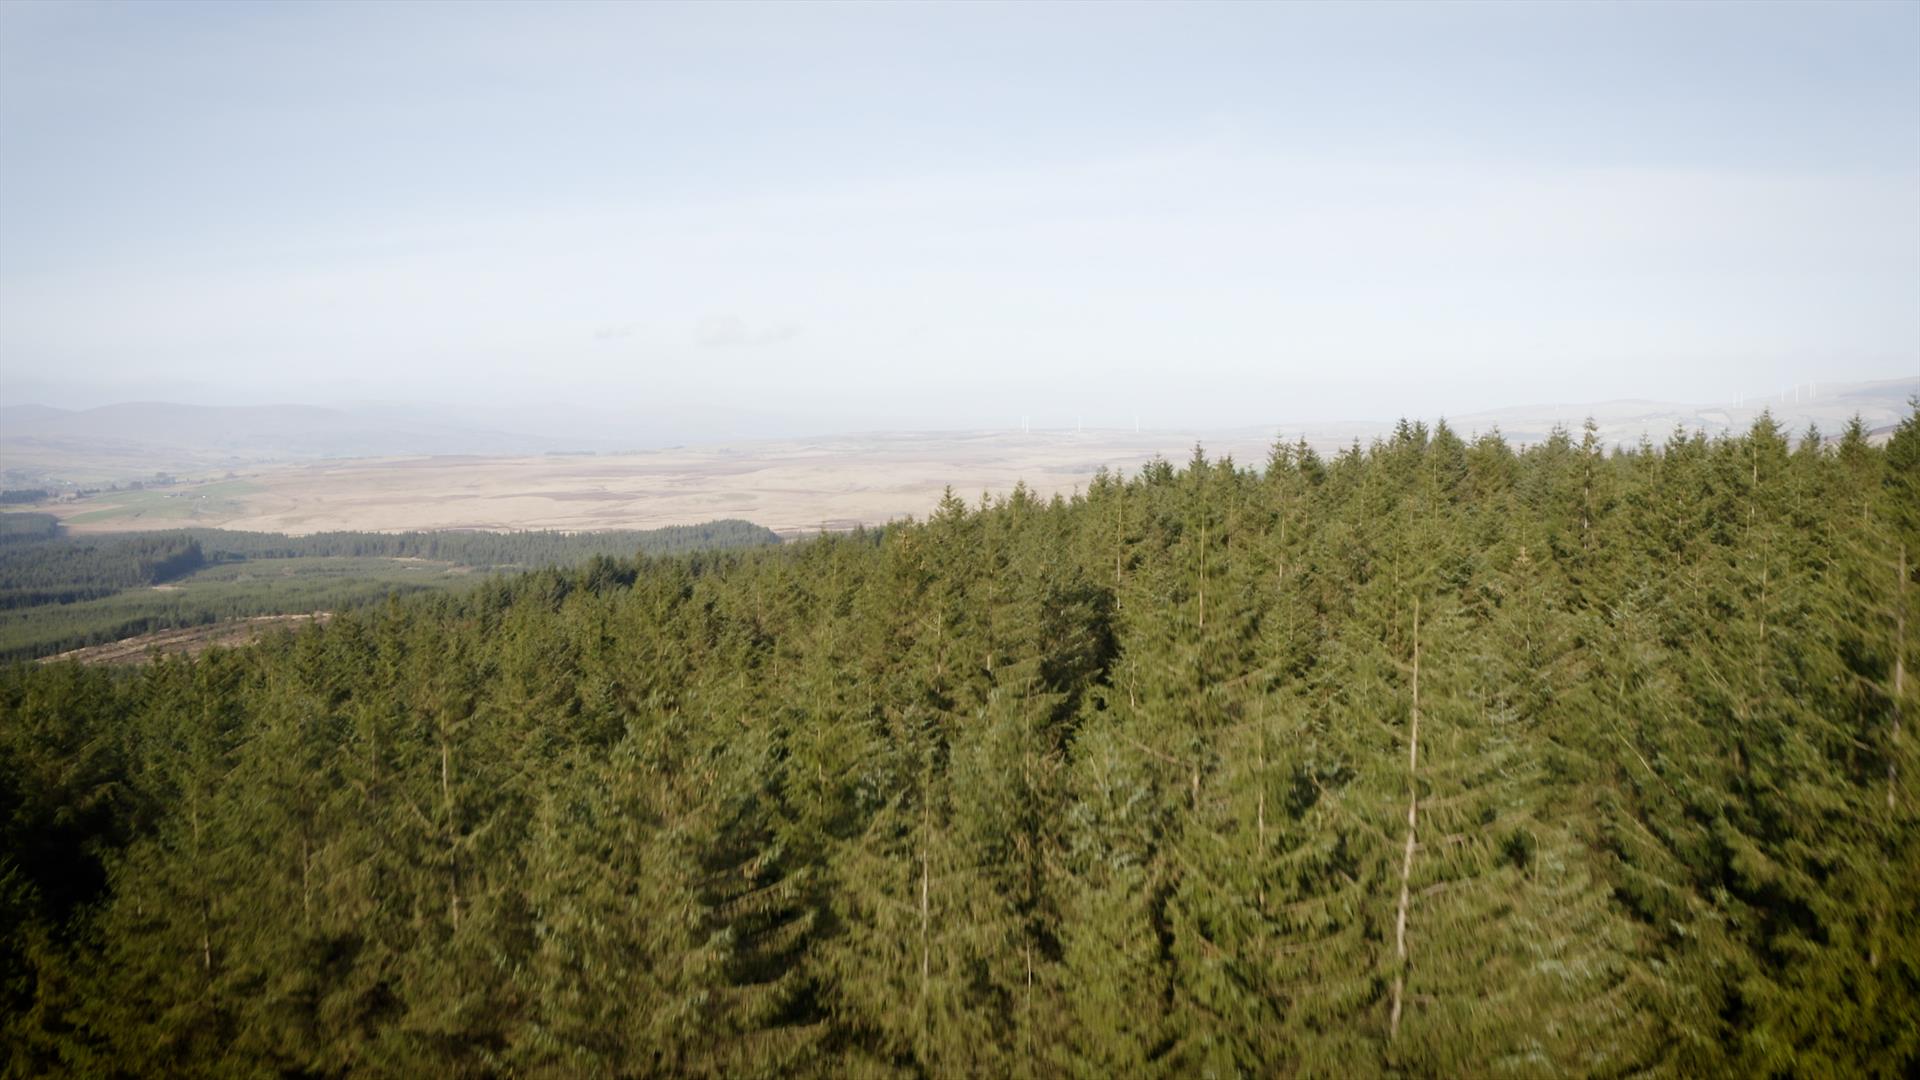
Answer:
[38,614,332,666]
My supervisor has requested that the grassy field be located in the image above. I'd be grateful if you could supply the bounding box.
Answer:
[62,479,264,525]
[183,554,474,585]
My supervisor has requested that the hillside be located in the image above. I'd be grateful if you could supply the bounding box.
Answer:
[3,410,1914,1076]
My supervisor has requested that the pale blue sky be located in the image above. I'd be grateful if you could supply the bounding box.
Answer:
[1,0,1915,437]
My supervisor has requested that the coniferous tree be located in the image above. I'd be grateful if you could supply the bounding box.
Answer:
[4,404,1917,1077]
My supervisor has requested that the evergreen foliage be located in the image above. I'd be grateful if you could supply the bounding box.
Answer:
[0,513,59,541]
[2,414,1914,1076]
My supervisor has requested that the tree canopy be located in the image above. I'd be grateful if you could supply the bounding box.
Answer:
[3,413,1915,1077]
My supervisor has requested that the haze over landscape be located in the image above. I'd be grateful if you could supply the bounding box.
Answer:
[3,376,1915,538]
[3,0,1916,447]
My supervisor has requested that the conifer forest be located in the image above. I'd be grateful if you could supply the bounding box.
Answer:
[3,411,1916,1078]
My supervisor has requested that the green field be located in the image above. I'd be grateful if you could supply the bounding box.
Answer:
[181,554,471,585]
[62,479,264,525]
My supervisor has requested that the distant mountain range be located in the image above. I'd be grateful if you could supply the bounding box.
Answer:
[2,378,1914,488]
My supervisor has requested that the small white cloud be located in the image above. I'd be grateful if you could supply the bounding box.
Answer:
[695,315,800,349]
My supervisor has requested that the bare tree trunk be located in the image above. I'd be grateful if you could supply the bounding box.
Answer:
[1258,726,1268,911]
[1582,439,1593,547]
[1257,735,1268,851]
[302,831,312,933]
[442,736,460,933]
[1279,514,1288,584]
[1025,941,1034,1074]
[1390,597,1421,1041]
[1760,563,1769,650]
[1895,545,1907,813]
[368,709,381,803]
[1878,545,1908,971]
[194,803,212,975]
[920,794,931,1060]
[1198,520,1208,632]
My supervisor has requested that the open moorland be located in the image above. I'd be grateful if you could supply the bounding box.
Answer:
[19,380,1915,538]
[35,429,1288,537]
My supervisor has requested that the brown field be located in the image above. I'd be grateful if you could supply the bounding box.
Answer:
[41,429,1287,537]
[37,614,332,666]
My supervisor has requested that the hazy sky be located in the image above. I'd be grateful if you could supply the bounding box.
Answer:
[1,0,1916,438]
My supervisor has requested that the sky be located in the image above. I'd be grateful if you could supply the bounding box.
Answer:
[1,0,1916,440]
